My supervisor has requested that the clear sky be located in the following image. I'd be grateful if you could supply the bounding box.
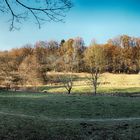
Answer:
[0,0,140,50]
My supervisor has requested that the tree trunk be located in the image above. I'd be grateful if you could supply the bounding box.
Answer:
[94,86,97,95]
[68,88,71,94]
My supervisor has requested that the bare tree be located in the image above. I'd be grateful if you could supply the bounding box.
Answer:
[59,73,74,94]
[84,43,106,95]
[57,39,77,94]
[0,0,72,30]
[87,68,100,95]
[58,54,75,94]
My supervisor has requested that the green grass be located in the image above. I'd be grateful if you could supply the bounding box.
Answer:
[0,114,140,140]
[39,84,140,95]
[0,91,140,139]
[0,91,140,118]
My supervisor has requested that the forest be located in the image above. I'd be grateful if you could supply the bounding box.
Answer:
[0,35,140,89]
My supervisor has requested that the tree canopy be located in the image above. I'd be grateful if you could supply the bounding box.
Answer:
[0,35,140,90]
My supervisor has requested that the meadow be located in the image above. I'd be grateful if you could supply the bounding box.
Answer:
[0,73,140,139]
[0,91,140,139]
[40,72,140,95]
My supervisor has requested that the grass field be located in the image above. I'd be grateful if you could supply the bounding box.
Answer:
[39,72,140,95]
[0,91,140,139]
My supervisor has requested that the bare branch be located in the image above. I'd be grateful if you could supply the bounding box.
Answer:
[2,0,73,30]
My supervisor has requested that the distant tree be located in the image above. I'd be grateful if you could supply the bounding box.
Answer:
[34,44,48,82]
[0,0,73,30]
[35,41,47,48]
[47,40,59,51]
[45,40,60,71]
[103,44,114,72]
[0,52,22,90]
[133,45,140,73]
[108,35,131,48]
[60,39,74,71]
[120,35,131,48]
[136,38,140,47]
[107,35,140,73]
[34,43,47,64]
[122,46,134,73]
[60,38,85,72]
[103,44,123,73]
[0,53,12,90]
[72,37,85,72]
[107,36,121,47]
[112,46,123,73]
[19,54,44,86]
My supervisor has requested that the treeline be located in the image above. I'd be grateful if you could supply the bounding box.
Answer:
[0,35,140,88]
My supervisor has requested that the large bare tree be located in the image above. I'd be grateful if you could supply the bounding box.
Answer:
[0,0,72,30]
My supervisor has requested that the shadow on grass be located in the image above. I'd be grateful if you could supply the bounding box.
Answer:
[1,86,140,97]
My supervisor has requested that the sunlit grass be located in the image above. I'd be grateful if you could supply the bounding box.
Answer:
[38,72,140,94]
[39,84,140,95]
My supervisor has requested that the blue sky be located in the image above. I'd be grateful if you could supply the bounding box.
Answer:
[0,0,140,50]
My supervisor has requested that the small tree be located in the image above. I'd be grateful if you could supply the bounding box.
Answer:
[59,73,75,94]
[58,39,76,94]
[88,68,100,95]
[84,43,105,95]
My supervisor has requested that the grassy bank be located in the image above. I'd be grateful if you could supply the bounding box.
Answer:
[0,92,140,118]
[0,91,140,139]
[0,114,140,140]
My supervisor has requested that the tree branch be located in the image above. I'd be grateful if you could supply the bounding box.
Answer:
[2,0,73,30]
